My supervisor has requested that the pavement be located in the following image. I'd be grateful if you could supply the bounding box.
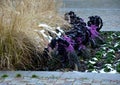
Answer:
[0,71,120,85]
[58,0,120,31]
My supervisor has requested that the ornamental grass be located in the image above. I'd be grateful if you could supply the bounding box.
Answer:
[0,0,68,70]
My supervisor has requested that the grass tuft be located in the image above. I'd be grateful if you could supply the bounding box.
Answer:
[0,0,68,70]
[31,74,38,78]
[1,74,8,78]
[16,74,22,78]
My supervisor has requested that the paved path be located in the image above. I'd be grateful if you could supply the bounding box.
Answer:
[0,1,120,85]
[0,71,120,85]
[58,0,120,31]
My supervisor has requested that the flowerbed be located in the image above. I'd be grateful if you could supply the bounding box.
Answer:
[47,31,120,73]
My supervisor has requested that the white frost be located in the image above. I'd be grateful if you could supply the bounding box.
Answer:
[118,36,120,38]
[38,23,53,30]
[40,30,48,38]
[114,42,119,47]
[48,36,52,42]
[99,69,106,73]
[89,60,96,64]
[102,47,106,50]
[105,64,112,67]
[56,27,64,33]
[92,70,98,73]
[92,58,98,61]
[103,53,107,57]
[107,49,115,53]
[109,69,117,73]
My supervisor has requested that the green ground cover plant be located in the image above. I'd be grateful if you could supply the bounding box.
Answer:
[1,74,8,78]
[47,31,120,73]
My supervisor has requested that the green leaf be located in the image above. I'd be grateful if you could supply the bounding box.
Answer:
[104,67,111,72]
[116,63,120,73]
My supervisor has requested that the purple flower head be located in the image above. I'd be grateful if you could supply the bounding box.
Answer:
[63,35,75,47]
[57,38,75,53]
[65,44,74,52]
[87,16,103,32]
[89,25,99,38]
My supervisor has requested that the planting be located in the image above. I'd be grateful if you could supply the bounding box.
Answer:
[44,11,120,73]
[0,0,119,73]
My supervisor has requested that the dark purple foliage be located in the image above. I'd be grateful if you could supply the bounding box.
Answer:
[43,11,104,70]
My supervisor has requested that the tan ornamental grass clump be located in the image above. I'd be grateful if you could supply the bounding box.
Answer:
[0,0,69,70]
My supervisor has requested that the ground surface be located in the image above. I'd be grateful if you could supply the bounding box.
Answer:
[0,71,120,85]
[58,0,120,31]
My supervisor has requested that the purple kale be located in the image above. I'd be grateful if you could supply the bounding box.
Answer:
[43,11,104,71]
[89,25,99,38]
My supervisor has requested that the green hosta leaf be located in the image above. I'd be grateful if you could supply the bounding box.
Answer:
[104,67,111,72]
[87,63,94,69]
[116,63,120,73]
[106,52,115,57]
[95,51,103,59]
